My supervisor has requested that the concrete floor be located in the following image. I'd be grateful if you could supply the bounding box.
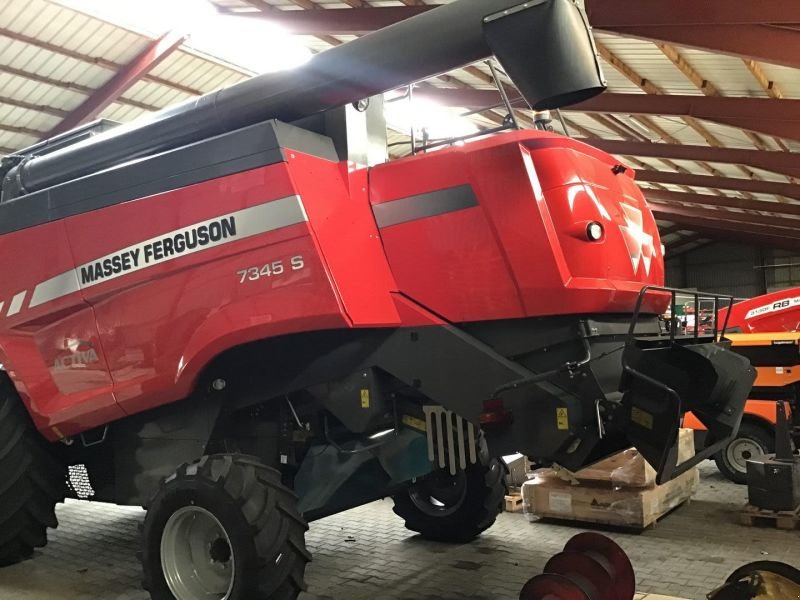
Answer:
[0,464,798,600]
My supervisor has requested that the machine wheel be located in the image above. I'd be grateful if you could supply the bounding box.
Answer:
[714,422,774,484]
[0,380,65,567]
[141,454,311,600]
[392,458,505,543]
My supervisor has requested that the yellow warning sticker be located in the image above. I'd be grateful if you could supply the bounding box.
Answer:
[631,406,654,430]
[360,389,370,409]
[556,407,569,430]
[402,414,427,432]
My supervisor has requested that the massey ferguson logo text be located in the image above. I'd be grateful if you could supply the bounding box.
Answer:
[80,217,237,285]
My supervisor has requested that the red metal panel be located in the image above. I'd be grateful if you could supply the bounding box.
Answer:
[47,31,187,138]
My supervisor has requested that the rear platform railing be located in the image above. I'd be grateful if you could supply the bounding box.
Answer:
[627,285,735,342]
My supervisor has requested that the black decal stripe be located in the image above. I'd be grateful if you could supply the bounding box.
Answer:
[372,185,479,229]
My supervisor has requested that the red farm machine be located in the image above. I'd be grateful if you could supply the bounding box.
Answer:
[0,1,754,599]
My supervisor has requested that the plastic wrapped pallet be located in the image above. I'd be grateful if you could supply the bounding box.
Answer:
[521,467,699,529]
[521,429,699,529]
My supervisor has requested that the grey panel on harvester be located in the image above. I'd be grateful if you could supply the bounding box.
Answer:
[372,185,479,229]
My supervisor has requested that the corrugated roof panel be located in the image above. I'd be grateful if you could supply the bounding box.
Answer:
[99,102,148,124]
[703,162,753,178]
[0,128,38,151]
[123,82,191,110]
[638,115,708,145]
[562,111,626,140]
[0,104,58,132]
[747,168,795,184]
[696,121,759,150]
[599,60,646,95]
[758,63,800,100]
[679,48,769,98]
[594,33,703,96]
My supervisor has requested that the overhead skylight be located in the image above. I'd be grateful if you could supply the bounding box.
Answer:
[57,0,312,74]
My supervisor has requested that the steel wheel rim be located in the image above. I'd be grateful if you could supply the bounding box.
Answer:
[727,437,765,474]
[409,469,468,517]
[161,506,235,600]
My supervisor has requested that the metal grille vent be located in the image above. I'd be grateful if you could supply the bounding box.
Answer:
[423,406,479,475]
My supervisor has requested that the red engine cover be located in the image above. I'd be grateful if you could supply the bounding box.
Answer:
[370,130,665,323]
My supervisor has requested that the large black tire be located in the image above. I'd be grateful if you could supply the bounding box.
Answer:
[141,454,310,600]
[714,422,774,484]
[0,379,66,566]
[392,458,505,543]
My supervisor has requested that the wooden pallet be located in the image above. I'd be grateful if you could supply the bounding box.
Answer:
[739,504,800,530]
[505,493,524,513]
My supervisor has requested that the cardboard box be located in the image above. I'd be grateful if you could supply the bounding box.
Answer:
[522,467,699,530]
[574,428,695,488]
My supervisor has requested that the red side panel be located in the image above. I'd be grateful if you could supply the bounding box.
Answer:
[371,149,526,323]
[286,152,400,327]
[0,221,121,436]
[64,161,349,420]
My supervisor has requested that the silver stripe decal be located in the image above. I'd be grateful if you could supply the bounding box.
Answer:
[30,272,81,309]
[30,196,307,309]
[0,302,4,315]
[7,291,26,316]
[372,185,479,229]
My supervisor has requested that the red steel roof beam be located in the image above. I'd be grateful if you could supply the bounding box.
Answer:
[573,94,800,142]
[585,1,800,69]
[646,190,800,217]
[660,222,800,252]
[589,140,800,179]
[647,202,800,231]
[414,89,800,142]
[584,1,800,27]
[46,30,186,138]
[638,172,800,202]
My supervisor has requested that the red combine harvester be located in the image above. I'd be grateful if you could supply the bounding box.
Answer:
[0,1,754,598]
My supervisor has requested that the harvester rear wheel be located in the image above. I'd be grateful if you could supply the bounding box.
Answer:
[0,379,65,567]
[392,458,505,543]
[141,454,311,600]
